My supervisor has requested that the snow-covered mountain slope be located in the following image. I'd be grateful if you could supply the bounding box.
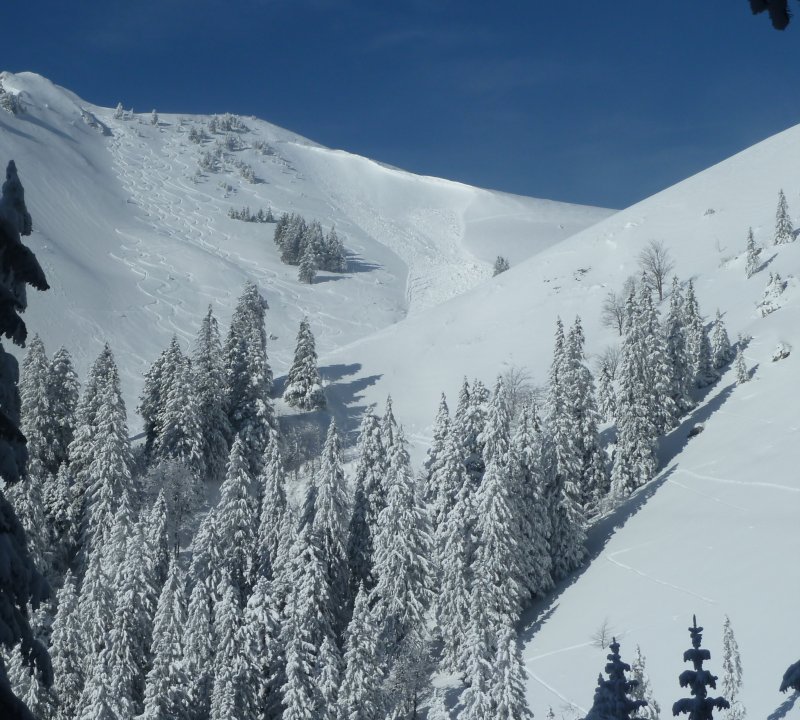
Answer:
[0,71,610,410]
[321,121,800,713]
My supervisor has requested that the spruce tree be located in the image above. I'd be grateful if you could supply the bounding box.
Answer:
[74,649,116,720]
[780,660,800,693]
[283,317,325,410]
[672,616,730,720]
[459,578,496,719]
[77,539,115,666]
[192,305,231,484]
[629,645,660,720]
[183,580,215,720]
[585,638,647,720]
[209,579,249,720]
[744,228,759,278]
[315,635,342,720]
[492,623,533,720]
[720,616,744,720]
[0,160,52,720]
[711,311,733,370]
[597,362,617,423]
[774,189,794,245]
[423,393,450,509]
[224,281,275,475]
[255,436,288,579]
[19,334,50,476]
[683,282,717,388]
[139,337,184,460]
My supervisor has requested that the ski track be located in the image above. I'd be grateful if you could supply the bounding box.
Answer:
[604,547,717,605]
[525,667,586,715]
[677,467,800,494]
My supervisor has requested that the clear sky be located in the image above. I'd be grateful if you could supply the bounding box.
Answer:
[4,1,798,209]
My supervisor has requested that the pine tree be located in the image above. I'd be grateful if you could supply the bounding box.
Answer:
[216,435,258,598]
[630,645,660,720]
[0,160,52,720]
[744,228,759,278]
[283,317,325,410]
[672,616,730,720]
[141,559,190,720]
[192,306,231,484]
[337,583,384,720]
[140,337,184,460]
[347,410,388,594]
[298,241,317,284]
[49,572,84,720]
[774,189,794,245]
[721,616,744,720]
[585,637,647,720]
[224,281,275,476]
[711,311,733,370]
[370,427,433,649]
[735,347,748,385]
[683,282,717,388]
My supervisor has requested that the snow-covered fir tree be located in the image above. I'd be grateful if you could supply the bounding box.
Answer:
[511,402,553,602]
[7,470,50,578]
[183,580,215,720]
[597,361,617,423]
[382,394,399,450]
[585,638,647,720]
[255,436,288,580]
[242,575,283,720]
[74,648,116,720]
[141,559,189,720]
[298,240,317,284]
[114,102,124,119]
[630,645,660,720]
[663,278,695,417]
[492,623,533,720]
[744,228,759,278]
[151,109,159,125]
[711,310,733,370]
[19,334,50,476]
[459,579,496,719]
[0,159,52,720]
[209,579,249,720]
[49,572,84,720]
[423,393,450,508]
[735,346,748,385]
[139,337,185,460]
[774,188,794,245]
[370,426,433,650]
[192,305,231,484]
[304,420,350,636]
[337,583,385,719]
[721,616,745,720]
[683,281,717,388]
[610,291,659,497]
[215,435,258,599]
[493,255,510,276]
[427,688,450,720]
[780,659,800,693]
[45,346,79,476]
[283,317,325,410]
[672,616,730,720]
[347,410,389,594]
[223,281,275,475]
[314,635,341,720]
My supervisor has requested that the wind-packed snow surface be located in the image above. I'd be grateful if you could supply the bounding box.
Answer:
[3,71,800,717]
[0,71,610,414]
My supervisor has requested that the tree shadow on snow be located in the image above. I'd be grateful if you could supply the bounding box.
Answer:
[518,466,675,644]
[768,692,799,720]
[312,274,348,284]
[757,252,778,274]
[346,255,382,274]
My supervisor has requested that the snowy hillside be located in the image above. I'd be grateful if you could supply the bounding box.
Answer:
[0,71,610,412]
[320,121,800,714]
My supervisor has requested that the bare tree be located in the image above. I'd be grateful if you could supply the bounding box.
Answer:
[595,345,621,380]
[638,239,675,302]
[590,617,615,649]
[601,291,626,336]
[500,365,536,422]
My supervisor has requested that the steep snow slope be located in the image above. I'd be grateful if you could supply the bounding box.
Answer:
[322,123,800,713]
[0,71,610,409]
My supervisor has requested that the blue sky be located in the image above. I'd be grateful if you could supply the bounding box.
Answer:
[4,1,798,209]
